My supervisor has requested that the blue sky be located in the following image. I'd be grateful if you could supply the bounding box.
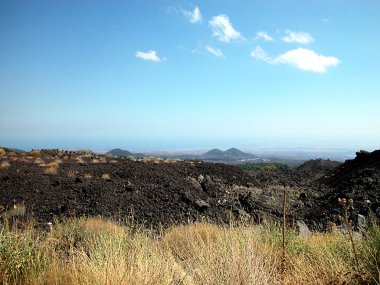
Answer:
[0,0,379,151]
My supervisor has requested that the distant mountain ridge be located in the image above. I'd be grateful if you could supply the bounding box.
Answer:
[106,148,146,158]
[202,148,256,161]
[105,147,256,161]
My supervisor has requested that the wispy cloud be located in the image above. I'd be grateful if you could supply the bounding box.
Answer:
[209,15,243,42]
[255,31,274,42]
[250,46,271,62]
[282,30,314,44]
[135,50,161,62]
[183,6,202,23]
[205,46,224,57]
[250,46,340,73]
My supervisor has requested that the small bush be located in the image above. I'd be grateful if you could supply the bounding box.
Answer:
[101,173,111,181]
[44,161,59,175]
[238,163,291,172]
[30,150,41,157]
[0,160,10,170]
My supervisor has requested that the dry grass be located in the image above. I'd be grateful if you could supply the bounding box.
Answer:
[0,148,5,157]
[29,150,41,157]
[0,218,378,285]
[7,152,16,157]
[84,173,92,179]
[101,173,111,181]
[34,157,45,166]
[76,157,86,165]
[67,170,77,177]
[98,157,107,164]
[44,161,60,175]
[0,160,10,170]
[164,223,281,284]
[0,204,26,219]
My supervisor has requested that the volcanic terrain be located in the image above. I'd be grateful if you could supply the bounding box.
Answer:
[0,148,379,230]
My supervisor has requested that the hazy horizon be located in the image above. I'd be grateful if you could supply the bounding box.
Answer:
[1,138,379,162]
[1,1,379,152]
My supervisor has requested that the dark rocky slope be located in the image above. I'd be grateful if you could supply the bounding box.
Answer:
[305,150,380,229]
[1,149,379,231]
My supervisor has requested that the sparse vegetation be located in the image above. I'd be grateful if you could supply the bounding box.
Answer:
[237,162,291,172]
[0,161,10,170]
[0,218,379,285]
[360,223,380,283]
[101,173,111,181]
[1,148,379,284]
[84,173,92,179]
[75,157,86,165]
[29,150,41,157]
[0,204,26,219]
[44,161,60,175]
[33,157,45,166]
[67,170,77,177]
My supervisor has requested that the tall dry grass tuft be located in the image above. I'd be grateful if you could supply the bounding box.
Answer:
[42,218,187,285]
[283,232,357,284]
[0,220,51,285]
[164,223,282,285]
[359,223,380,284]
[339,198,360,269]
[0,148,5,157]
[281,186,288,276]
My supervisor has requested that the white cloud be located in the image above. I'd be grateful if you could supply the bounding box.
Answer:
[250,46,271,62]
[255,31,274,42]
[282,30,314,44]
[206,46,224,57]
[250,47,340,73]
[183,6,202,23]
[275,48,340,72]
[209,15,243,42]
[135,50,161,62]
